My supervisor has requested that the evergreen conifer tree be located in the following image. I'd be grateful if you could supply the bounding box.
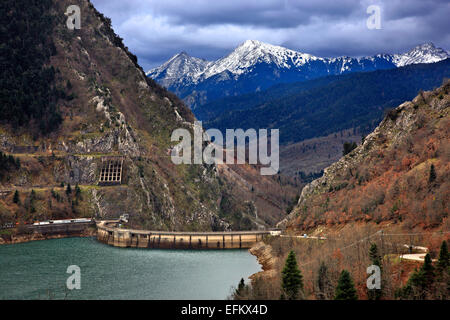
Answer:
[281,251,304,300]
[66,183,72,195]
[334,270,358,300]
[435,241,449,299]
[75,184,81,199]
[343,142,357,156]
[368,243,382,300]
[421,253,435,289]
[399,253,435,299]
[429,164,436,183]
[437,241,449,271]
[13,190,20,204]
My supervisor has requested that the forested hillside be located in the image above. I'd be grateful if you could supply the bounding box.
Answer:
[205,59,450,145]
[0,0,296,232]
[0,0,63,134]
[240,82,450,302]
[282,81,450,231]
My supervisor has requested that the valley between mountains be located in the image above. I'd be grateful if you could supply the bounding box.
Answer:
[0,0,449,301]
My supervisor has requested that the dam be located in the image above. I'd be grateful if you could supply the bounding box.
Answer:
[96,221,277,249]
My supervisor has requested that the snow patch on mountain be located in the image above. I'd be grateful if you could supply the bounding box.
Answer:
[392,42,450,67]
[201,40,321,79]
[146,51,212,87]
[147,41,449,105]
[148,41,449,86]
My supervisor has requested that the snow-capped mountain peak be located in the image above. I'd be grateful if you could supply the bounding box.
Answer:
[147,41,449,107]
[149,41,449,83]
[393,42,449,67]
[146,51,211,87]
[148,40,323,84]
[202,40,320,79]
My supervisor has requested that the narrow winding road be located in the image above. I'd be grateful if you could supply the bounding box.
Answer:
[400,245,432,262]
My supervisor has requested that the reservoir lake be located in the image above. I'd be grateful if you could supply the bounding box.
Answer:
[0,237,261,299]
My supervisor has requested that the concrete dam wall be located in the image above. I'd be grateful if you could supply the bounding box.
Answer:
[97,221,272,249]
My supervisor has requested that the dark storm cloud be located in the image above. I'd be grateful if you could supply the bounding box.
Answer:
[149,0,360,28]
[382,0,448,20]
[90,0,450,71]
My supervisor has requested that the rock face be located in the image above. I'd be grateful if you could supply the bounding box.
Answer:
[60,156,98,185]
[280,80,450,231]
[0,0,271,231]
[249,241,278,280]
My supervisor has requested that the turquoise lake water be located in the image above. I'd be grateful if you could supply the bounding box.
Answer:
[0,237,261,300]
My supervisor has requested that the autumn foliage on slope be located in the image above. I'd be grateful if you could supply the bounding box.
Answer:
[287,80,450,231]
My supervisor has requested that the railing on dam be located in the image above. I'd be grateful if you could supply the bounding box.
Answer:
[96,221,278,249]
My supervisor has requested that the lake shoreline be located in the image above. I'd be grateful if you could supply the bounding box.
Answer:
[0,228,97,245]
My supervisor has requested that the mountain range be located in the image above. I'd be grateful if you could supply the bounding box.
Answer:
[204,58,450,144]
[147,40,450,108]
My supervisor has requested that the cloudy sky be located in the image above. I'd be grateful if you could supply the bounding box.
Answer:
[91,0,450,71]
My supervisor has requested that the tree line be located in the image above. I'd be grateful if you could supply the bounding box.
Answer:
[232,240,449,300]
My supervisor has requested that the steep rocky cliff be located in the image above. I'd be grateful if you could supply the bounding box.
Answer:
[280,80,450,232]
[0,0,294,231]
